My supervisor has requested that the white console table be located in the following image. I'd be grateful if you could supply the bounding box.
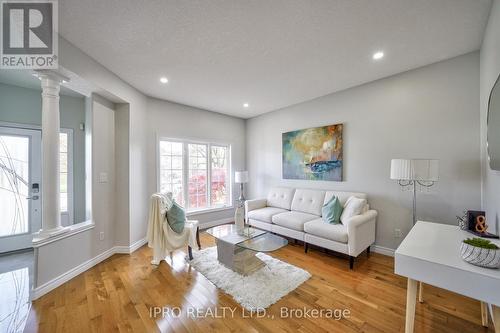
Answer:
[395,221,500,333]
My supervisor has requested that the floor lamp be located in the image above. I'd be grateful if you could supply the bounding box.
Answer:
[390,159,439,225]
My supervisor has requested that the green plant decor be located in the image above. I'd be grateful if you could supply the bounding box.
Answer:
[463,237,499,250]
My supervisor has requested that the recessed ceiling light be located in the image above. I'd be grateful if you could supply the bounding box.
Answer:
[243,103,249,108]
[372,51,384,60]
[160,77,168,84]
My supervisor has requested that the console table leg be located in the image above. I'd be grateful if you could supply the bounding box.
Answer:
[418,282,423,303]
[492,305,500,333]
[405,278,417,333]
[481,302,488,327]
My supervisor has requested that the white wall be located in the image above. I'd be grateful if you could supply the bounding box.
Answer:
[480,0,500,234]
[246,52,481,250]
[114,103,130,246]
[129,104,148,244]
[91,98,116,251]
[146,98,246,225]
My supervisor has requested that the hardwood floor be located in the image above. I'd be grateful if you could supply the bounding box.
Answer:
[27,232,494,333]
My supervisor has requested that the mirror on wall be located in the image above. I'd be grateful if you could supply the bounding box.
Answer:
[488,74,500,171]
[0,69,88,242]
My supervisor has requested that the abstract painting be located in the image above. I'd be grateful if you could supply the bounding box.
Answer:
[282,124,343,181]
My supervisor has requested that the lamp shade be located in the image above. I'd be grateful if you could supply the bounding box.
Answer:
[390,159,439,181]
[235,171,249,183]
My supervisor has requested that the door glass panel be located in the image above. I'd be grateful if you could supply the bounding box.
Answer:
[0,135,30,237]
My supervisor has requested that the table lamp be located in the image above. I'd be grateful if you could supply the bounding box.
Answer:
[235,171,249,204]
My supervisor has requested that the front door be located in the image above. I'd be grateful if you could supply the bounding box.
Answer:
[0,126,42,253]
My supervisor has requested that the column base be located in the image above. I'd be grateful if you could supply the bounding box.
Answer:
[33,226,70,243]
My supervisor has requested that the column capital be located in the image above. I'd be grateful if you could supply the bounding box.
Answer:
[36,70,68,98]
[34,69,70,84]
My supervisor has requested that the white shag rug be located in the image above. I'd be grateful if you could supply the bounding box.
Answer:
[189,247,311,311]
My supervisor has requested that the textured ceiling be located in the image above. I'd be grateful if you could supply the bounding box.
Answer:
[59,0,491,118]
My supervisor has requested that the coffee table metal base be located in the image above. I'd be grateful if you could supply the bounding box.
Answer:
[216,239,264,276]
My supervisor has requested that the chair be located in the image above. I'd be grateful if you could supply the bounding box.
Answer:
[146,193,201,265]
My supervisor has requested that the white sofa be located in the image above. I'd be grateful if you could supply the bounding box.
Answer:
[245,187,377,269]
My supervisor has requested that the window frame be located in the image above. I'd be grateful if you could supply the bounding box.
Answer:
[157,137,232,214]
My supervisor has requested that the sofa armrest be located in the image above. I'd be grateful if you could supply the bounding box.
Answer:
[245,198,267,213]
[345,210,377,257]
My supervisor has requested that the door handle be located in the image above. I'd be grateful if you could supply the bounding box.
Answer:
[26,195,39,200]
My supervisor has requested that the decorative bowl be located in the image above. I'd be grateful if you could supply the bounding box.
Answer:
[460,242,500,269]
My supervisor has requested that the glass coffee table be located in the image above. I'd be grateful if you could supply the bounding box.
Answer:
[206,224,288,276]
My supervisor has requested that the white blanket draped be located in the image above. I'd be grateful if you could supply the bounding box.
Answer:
[147,193,198,264]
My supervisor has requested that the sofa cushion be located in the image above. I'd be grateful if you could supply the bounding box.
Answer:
[267,187,295,210]
[324,191,367,206]
[272,211,318,231]
[290,189,326,216]
[247,207,288,223]
[340,196,367,224]
[304,218,348,243]
[322,195,343,224]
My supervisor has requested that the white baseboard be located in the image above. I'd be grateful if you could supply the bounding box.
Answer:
[33,238,148,300]
[130,238,148,253]
[112,245,130,254]
[114,238,147,254]
[372,245,395,257]
[33,246,116,300]
[199,217,233,230]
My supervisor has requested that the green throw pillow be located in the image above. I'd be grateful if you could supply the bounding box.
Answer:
[322,196,343,224]
[166,201,186,233]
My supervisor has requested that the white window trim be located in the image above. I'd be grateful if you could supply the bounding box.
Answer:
[157,136,233,214]
[60,128,74,225]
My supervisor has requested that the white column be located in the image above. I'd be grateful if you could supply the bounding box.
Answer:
[36,71,69,238]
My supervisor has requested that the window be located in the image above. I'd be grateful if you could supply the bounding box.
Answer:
[159,141,184,205]
[60,132,68,212]
[59,129,73,225]
[210,145,229,206]
[159,139,231,212]
[188,144,207,209]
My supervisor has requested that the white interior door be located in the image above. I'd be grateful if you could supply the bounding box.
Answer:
[0,126,41,253]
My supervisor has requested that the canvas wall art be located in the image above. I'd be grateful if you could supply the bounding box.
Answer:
[282,124,343,181]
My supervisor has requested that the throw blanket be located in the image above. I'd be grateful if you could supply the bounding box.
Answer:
[157,192,174,215]
[146,193,198,264]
